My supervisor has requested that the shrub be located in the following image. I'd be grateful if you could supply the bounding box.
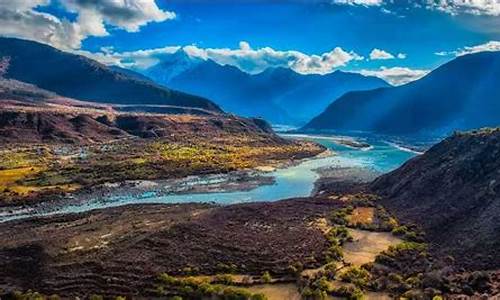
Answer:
[261,271,272,283]
[214,274,234,285]
[332,285,365,300]
[340,266,371,288]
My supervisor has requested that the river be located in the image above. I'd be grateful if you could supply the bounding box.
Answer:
[0,134,417,222]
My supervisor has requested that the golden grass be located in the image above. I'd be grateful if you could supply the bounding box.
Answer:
[348,207,375,226]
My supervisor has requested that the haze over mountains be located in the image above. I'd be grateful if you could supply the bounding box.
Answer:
[140,51,390,125]
[304,51,500,136]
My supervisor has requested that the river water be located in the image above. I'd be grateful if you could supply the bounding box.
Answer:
[0,134,417,222]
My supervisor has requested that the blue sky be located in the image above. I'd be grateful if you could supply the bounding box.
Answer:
[1,0,499,85]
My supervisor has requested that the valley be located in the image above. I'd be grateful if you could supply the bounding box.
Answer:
[0,9,499,299]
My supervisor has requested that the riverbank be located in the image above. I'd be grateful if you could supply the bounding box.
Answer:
[0,134,416,223]
[0,129,324,208]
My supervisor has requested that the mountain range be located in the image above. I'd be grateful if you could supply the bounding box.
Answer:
[0,37,221,114]
[304,51,500,136]
[141,51,390,125]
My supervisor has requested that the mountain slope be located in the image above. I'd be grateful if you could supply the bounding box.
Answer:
[304,51,500,135]
[371,128,500,270]
[144,54,389,124]
[0,38,221,112]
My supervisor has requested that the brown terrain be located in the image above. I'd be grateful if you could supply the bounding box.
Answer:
[0,199,343,298]
[372,128,500,271]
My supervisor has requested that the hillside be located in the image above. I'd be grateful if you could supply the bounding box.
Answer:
[0,38,221,112]
[304,51,500,136]
[143,53,389,124]
[371,128,500,270]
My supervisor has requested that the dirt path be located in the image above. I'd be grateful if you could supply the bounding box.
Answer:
[343,228,402,267]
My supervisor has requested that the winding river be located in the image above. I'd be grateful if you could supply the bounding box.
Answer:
[0,134,417,222]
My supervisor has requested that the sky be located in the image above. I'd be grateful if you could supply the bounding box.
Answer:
[1,0,500,85]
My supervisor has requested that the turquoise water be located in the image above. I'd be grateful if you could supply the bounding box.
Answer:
[0,134,417,222]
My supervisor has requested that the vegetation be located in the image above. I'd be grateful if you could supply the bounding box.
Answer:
[157,273,268,300]
[261,271,272,283]
[339,266,371,288]
[330,285,365,300]
[329,206,354,225]
[0,136,323,205]
[2,290,60,300]
[324,225,353,263]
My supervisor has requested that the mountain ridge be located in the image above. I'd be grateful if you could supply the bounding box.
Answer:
[303,51,500,136]
[0,37,222,113]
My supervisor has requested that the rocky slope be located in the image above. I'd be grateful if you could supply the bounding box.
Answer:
[0,37,221,113]
[371,128,500,270]
[0,109,276,145]
[304,51,500,136]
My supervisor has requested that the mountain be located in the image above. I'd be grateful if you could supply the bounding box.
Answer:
[0,37,221,113]
[0,78,276,144]
[304,51,500,136]
[371,128,500,270]
[142,53,390,125]
[108,66,154,83]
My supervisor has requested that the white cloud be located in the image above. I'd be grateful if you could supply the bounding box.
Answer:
[456,40,500,55]
[85,41,365,75]
[426,0,500,16]
[369,49,406,60]
[0,0,175,50]
[435,40,500,57]
[434,51,450,56]
[369,48,395,60]
[333,0,384,6]
[78,46,181,69]
[62,0,175,34]
[359,66,430,86]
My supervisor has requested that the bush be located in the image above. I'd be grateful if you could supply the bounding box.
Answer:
[214,274,234,285]
[340,266,371,288]
[332,285,364,300]
[261,271,272,283]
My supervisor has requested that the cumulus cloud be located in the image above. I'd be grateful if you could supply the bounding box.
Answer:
[369,48,395,60]
[369,48,406,60]
[359,66,430,85]
[0,0,175,50]
[62,0,175,34]
[85,41,365,75]
[426,0,500,16]
[333,0,384,6]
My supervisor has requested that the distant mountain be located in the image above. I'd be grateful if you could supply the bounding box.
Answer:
[142,52,389,125]
[371,128,500,270]
[0,37,221,113]
[304,51,500,136]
